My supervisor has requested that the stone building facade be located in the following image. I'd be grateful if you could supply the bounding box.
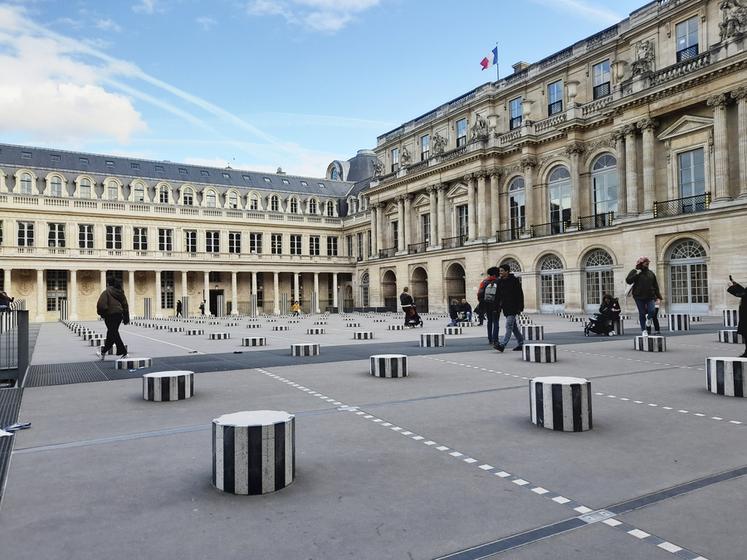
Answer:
[1,0,746,321]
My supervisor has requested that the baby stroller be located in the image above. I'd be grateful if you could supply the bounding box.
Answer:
[404,305,424,327]
[584,314,615,336]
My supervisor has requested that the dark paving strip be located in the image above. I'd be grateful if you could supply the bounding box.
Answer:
[0,388,23,505]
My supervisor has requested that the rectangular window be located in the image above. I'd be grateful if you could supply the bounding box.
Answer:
[46,270,67,312]
[547,80,563,115]
[509,97,522,130]
[133,227,148,251]
[421,213,431,244]
[78,224,94,249]
[592,59,611,99]
[159,188,169,204]
[346,235,353,257]
[206,231,220,253]
[249,232,262,254]
[327,236,338,256]
[161,271,174,309]
[249,197,259,210]
[107,183,118,200]
[209,271,221,283]
[185,230,197,253]
[421,134,430,161]
[271,233,283,255]
[48,223,65,248]
[132,186,145,202]
[158,228,173,252]
[290,234,302,256]
[391,147,400,173]
[367,230,372,258]
[105,226,122,250]
[676,16,699,61]
[309,235,320,256]
[356,232,364,259]
[456,118,468,147]
[392,221,399,250]
[183,191,193,206]
[457,205,469,238]
[228,231,241,254]
[78,182,91,199]
[678,148,706,212]
[0,221,3,246]
[18,221,34,247]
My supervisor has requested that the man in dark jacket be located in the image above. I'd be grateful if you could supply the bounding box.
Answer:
[400,287,414,326]
[0,291,14,312]
[477,267,500,344]
[727,276,747,357]
[625,256,662,337]
[495,265,525,352]
[96,276,129,359]
[176,299,183,318]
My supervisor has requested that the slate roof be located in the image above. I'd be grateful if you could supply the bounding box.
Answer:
[0,142,356,198]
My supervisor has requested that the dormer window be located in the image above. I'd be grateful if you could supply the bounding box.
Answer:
[300,180,308,186]
[50,176,63,197]
[133,184,145,202]
[205,191,217,208]
[159,186,169,204]
[227,191,238,209]
[270,195,279,212]
[282,178,290,185]
[106,180,118,200]
[326,201,335,216]
[309,199,318,214]
[79,178,92,198]
[183,188,194,206]
[20,173,32,194]
[264,177,272,184]
[290,198,298,213]
[249,195,259,210]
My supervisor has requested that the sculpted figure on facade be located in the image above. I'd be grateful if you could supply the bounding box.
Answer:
[719,0,747,41]
[373,157,385,177]
[432,132,447,155]
[470,114,489,142]
[400,146,411,167]
[631,39,655,76]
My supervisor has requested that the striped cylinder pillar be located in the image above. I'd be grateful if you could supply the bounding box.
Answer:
[313,321,327,326]
[420,333,445,347]
[186,329,204,335]
[82,332,101,341]
[143,298,152,320]
[705,357,746,397]
[246,323,261,329]
[306,328,325,335]
[143,370,194,401]
[224,322,238,327]
[273,325,289,332]
[242,337,266,347]
[689,316,701,322]
[353,331,374,340]
[611,317,625,335]
[634,335,666,352]
[115,357,152,370]
[291,343,320,356]
[457,321,472,328]
[388,325,405,331]
[89,337,105,347]
[529,376,592,432]
[212,410,295,495]
[169,327,184,333]
[668,314,690,331]
[522,343,557,363]
[209,332,230,340]
[521,325,544,341]
[723,309,739,328]
[370,354,408,378]
[718,330,742,344]
[99,345,115,355]
[346,322,361,327]
[154,325,168,330]
[568,316,585,323]
[444,326,463,335]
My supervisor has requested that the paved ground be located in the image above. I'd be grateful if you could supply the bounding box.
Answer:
[0,312,745,560]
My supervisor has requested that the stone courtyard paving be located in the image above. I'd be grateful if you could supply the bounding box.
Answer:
[1,312,745,559]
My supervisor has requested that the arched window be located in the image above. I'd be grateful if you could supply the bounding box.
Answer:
[584,249,614,310]
[668,239,708,312]
[507,177,525,238]
[591,154,618,220]
[50,176,63,197]
[539,254,565,312]
[548,166,571,232]
[20,173,32,194]
[270,195,279,212]
[133,184,145,202]
[227,191,238,209]
[159,186,169,204]
[289,198,298,213]
[79,178,92,198]
[183,188,194,206]
[360,272,370,307]
[106,180,118,201]
[205,190,217,208]
[309,199,318,214]
[326,201,335,216]
[500,258,522,274]
[249,194,259,210]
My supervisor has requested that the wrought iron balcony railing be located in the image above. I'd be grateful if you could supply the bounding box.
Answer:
[495,227,525,242]
[378,246,397,259]
[653,192,710,218]
[577,211,614,231]
[408,241,427,254]
[531,220,571,238]
[441,234,468,249]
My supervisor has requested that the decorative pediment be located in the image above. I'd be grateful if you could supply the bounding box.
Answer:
[384,202,398,216]
[446,183,468,199]
[412,193,430,208]
[657,115,713,141]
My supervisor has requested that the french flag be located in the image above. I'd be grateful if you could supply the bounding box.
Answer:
[480,47,498,70]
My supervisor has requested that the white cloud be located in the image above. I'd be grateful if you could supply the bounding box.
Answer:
[245,0,381,33]
[95,18,122,32]
[529,0,621,25]
[195,16,217,31]
[132,0,157,15]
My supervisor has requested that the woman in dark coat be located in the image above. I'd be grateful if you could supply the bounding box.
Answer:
[727,276,747,357]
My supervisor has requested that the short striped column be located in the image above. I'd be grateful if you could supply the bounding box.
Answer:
[306,328,325,335]
[705,357,746,397]
[115,357,152,370]
[521,325,544,341]
[273,325,290,332]
[89,337,105,346]
[668,314,690,331]
[611,317,625,335]
[212,411,295,495]
[420,333,445,347]
[346,322,361,327]
[154,325,169,330]
[291,343,320,357]
[98,345,115,355]
[723,309,739,328]
[246,323,261,329]
[529,377,592,432]
[186,329,204,336]
[169,327,184,333]
[224,321,238,327]
[388,325,405,331]
[634,335,666,352]
[209,332,230,340]
[457,321,473,328]
[313,320,327,326]
[522,343,557,363]
[718,330,742,344]
[143,370,194,401]
[370,354,408,378]
[568,316,585,323]
[444,326,462,335]
[242,337,266,347]
[353,331,374,340]
[689,316,701,323]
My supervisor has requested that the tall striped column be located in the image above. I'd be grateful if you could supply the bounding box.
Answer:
[529,376,592,432]
[212,410,295,495]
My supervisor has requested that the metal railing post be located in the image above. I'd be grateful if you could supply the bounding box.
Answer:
[17,310,29,386]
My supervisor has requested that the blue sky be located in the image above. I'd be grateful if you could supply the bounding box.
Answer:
[0,0,644,177]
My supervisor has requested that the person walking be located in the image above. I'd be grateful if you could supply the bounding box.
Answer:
[625,256,662,337]
[199,300,206,316]
[96,276,129,360]
[477,267,501,345]
[727,275,747,358]
[0,291,14,312]
[176,299,183,318]
[399,287,414,326]
[494,264,525,352]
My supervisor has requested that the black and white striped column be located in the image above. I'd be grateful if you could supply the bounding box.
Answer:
[346,322,361,327]
[420,333,445,347]
[522,343,557,363]
[313,320,327,326]
[354,331,374,340]
[718,330,742,344]
[143,370,194,401]
[706,357,746,397]
[273,325,290,332]
[306,328,325,335]
[388,325,405,331]
[186,329,204,335]
[634,335,666,352]
[529,376,592,432]
[370,354,408,378]
[291,343,320,356]
[242,337,266,347]
[209,332,230,340]
[89,337,105,347]
[521,325,544,341]
[444,326,462,335]
[457,321,473,328]
[116,357,152,370]
[246,323,261,329]
[668,314,690,331]
[212,410,295,495]
[611,317,625,335]
[723,309,739,328]
[169,327,184,333]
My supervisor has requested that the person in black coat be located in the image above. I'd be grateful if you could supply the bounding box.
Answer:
[727,276,747,357]
[399,287,414,326]
[494,265,525,352]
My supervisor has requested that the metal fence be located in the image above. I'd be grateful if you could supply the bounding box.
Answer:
[0,301,29,384]
[653,192,710,218]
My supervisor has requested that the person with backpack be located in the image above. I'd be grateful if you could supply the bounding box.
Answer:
[625,256,662,337]
[96,275,129,360]
[477,267,501,345]
[494,264,525,352]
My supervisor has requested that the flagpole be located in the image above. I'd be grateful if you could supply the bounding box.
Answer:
[496,42,499,82]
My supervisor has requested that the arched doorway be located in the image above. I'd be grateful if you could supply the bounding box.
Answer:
[538,254,565,313]
[382,270,397,311]
[667,239,708,314]
[445,263,466,307]
[583,249,614,312]
[360,272,370,308]
[411,267,429,313]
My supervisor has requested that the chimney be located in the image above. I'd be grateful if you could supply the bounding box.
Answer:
[512,61,529,73]
[276,167,286,175]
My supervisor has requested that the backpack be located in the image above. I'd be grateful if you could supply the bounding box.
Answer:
[483,282,498,305]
